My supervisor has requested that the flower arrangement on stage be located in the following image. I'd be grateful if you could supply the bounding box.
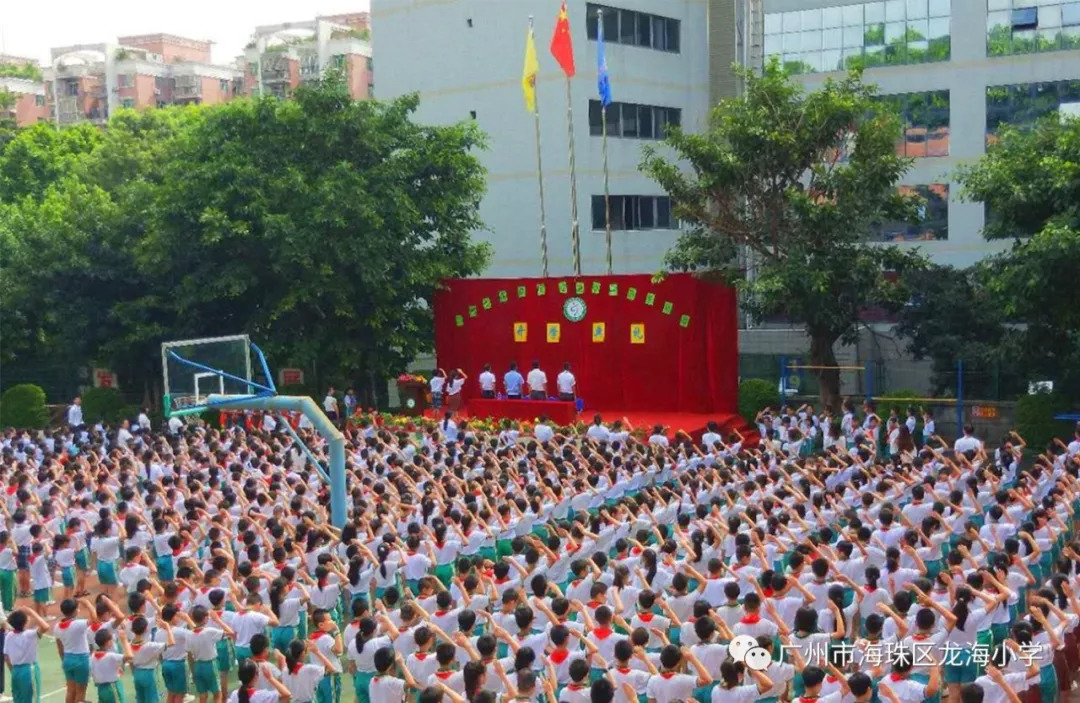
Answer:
[396,373,427,384]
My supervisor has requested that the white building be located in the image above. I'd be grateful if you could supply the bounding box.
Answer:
[371,0,714,278]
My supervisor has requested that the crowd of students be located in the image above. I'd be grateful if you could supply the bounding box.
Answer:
[1,402,1080,703]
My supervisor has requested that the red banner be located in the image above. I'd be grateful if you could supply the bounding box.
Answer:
[433,274,738,413]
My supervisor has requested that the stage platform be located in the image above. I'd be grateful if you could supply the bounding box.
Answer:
[432,405,756,444]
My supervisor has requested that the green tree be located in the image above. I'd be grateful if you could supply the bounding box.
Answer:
[895,264,1024,398]
[641,62,927,410]
[1,73,489,408]
[957,116,1080,399]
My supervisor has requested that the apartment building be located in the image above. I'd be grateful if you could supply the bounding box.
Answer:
[242,12,373,100]
[0,55,49,127]
[47,34,243,125]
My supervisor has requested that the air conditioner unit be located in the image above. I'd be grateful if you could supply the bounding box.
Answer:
[154,87,161,95]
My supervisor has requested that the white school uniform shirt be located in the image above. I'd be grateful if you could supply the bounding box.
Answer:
[29,555,51,589]
[227,691,279,703]
[54,618,91,654]
[647,672,698,703]
[234,611,272,647]
[282,664,325,703]
[369,674,407,703]
[5,629,40,665]
[309,631,343,674]
[430,377,445,395]
[119,562,151,593]
[188,627,225,661]
[323,394,339,413]
[91,651,125,684]
[349,635,394,672]
[710,684,760,703]
[478,371,496,392]
[131,641,167,669]
[611,665,652,703]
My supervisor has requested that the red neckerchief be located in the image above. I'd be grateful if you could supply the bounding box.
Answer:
[638,612,654,623]
[58,618,74,630]
[865,585,877,592]
[291,662,304,674]
[587,601,603,609]
[435,671,454,680]
[567,683,585,690]
[550,649,569,664]
[630,547,642,555]
[93,652,108,660]
[913,633,929,640]
[741,613,761,625]
[593,627,612,639]
[617,667,631,674]
[827,676,838,683]
[660,672,677,680]
[890,674,904,682]
[762,588,775,597]
[309,632,326,641]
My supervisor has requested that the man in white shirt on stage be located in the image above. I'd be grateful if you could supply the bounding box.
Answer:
[556,362,576,401]
[526,360,547,400]
[478,364,497,399]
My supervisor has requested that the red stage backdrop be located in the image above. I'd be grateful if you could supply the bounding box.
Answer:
[433,274,738,413]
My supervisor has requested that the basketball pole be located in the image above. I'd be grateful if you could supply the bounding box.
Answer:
[208,393,348,528]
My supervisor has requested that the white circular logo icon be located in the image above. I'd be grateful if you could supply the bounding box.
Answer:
[728,635,770,671]
[563,296,587,322]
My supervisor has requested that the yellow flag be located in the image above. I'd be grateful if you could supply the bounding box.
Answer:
[592,322,606,343]
[630,323,645,344]
[513,322,528,342]
[522,25,539,113]
[547,323,561,343]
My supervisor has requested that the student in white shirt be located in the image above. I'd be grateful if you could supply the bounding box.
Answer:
[526,361,547,400]
[55,597,94,702]
[228,659,293,703]
[556,363,576,401]
[446,370,467,413]
[368,646,422,703]
[323,388,339,423]
[478,364,497,399]
[645,644,712,703]
[430,370,447,410]
[281,639,336,703]
[91,626,134,703]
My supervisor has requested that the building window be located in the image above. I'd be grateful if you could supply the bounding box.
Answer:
[988,0,1080,55]
[880,90,950,157]
[66,82,79,96]
[220,79,230,95]
[872,184,949,241]
[35,95,45,106]
[585,4,681,53]
[588,101,681,139]
[121,98,135,109]
[116,74,133,88]
[591,195,679,231]
[986,79,1080,135]
[366,57,373,72]
[765,0,951,74]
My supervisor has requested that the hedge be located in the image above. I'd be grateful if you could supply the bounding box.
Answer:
[1014,392,1073,450]
[738,378,780,426]
[81,387,128,424]
[0,384,49,428]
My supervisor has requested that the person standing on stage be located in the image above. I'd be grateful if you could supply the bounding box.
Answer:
[446,369,467,412]
[430,369,447,410]
[478,364,497,399]
[526,360,547,400]
[504,362,525,399]
[556,363,576,401]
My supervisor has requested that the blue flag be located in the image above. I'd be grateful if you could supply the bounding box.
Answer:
[597,16,612,107]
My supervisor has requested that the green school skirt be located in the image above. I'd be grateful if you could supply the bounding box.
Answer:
[62,652,90,685]
[11,662,41,703]
[353,671,375,703]
[192,659,220,694]
[216,638,234,673]
[0,569,16,611]
[97,560,118,586]
[271,625,296,653]
[161,659,187,694]
[133,668,159,703]
[95,681,125,703]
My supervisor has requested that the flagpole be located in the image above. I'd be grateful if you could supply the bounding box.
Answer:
[565,77,581,276]
[598,9,613,275]
[528,17,550,278]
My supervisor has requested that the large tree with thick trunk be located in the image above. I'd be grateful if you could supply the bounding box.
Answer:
[642,62,927,410]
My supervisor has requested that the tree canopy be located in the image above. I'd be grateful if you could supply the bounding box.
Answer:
[642,61,927,409]
[0,73,490,406]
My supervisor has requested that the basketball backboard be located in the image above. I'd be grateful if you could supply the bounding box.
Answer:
[161,334,275,417]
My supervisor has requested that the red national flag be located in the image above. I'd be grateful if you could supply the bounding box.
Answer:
[550,0,576,77]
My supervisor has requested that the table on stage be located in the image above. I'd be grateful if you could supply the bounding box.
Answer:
[467,398,577,425]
